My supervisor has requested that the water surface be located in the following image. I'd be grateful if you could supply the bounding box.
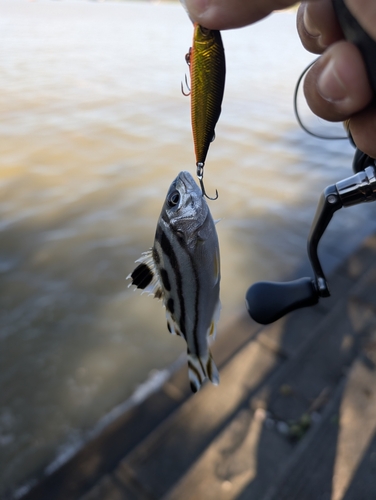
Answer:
[0,1,373,496]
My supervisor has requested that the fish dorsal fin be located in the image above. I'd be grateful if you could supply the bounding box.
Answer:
[206,351,219,386]
[127,249,164,299]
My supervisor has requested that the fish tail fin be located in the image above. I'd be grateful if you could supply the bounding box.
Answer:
[187,352,205,393]
[187,350,219,393]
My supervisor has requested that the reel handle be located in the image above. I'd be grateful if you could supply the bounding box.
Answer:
[245,278,319,325]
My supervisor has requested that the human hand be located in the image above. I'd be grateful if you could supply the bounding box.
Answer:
[181,0,299,30]
[182,0,376,158]
[297,0,376,157]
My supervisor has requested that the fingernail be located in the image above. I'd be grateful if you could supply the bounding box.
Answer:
[317,59,347,102]
[303,7,320,37]
[182,0,208,18]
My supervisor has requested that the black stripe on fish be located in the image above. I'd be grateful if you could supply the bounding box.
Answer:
[157,226,187,339]
[167,297,174,314]
[160,268,171,292]
[130,262,153,290]
[206,356,212,380]
[188,357,202,381]
[188,360,203,393]
[190,381,199,393]
[173,234,201,358]
[158,219,210,371]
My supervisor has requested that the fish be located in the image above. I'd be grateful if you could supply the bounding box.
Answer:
[128,171,221,392]
[186,23,226,167]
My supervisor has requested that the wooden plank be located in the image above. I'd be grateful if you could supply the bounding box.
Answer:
[163,407,293,500]
[115,341,280,499]
[263,353,376,500]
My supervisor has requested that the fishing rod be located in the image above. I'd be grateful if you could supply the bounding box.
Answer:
[246,0,376,325]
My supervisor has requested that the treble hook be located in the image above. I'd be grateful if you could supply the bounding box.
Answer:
[181,48,192,96]
[197,162,218,200]
[181,73,191,96]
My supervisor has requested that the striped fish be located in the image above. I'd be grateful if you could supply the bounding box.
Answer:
[128,171,221,392]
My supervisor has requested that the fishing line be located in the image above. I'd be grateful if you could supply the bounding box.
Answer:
[294,58,348,140]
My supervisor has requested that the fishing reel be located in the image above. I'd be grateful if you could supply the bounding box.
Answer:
[246,153,376,324]
[246,0,376,325]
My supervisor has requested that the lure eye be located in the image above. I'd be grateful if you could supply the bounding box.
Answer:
[167,190,180,208]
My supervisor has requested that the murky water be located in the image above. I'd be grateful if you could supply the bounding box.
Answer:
[1,0,374,496]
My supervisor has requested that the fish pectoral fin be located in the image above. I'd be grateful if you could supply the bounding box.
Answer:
[127,249,164,299]
[196,228,210,242]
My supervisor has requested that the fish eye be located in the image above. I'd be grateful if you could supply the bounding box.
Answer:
[167,190,180,208]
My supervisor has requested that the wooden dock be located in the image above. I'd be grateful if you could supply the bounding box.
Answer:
[22,234,376,500]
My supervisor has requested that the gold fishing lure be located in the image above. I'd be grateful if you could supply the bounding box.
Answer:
[184,23,226,199]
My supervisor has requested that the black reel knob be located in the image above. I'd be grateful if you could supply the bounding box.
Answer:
[245,277,319,325]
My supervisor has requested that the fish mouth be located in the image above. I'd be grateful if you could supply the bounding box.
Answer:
[177,171,197,191]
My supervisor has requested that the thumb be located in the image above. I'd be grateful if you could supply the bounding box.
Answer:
[304,40,373,122]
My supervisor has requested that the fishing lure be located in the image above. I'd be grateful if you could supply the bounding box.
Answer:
[128,171,221,393]
[184,23,226,199]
